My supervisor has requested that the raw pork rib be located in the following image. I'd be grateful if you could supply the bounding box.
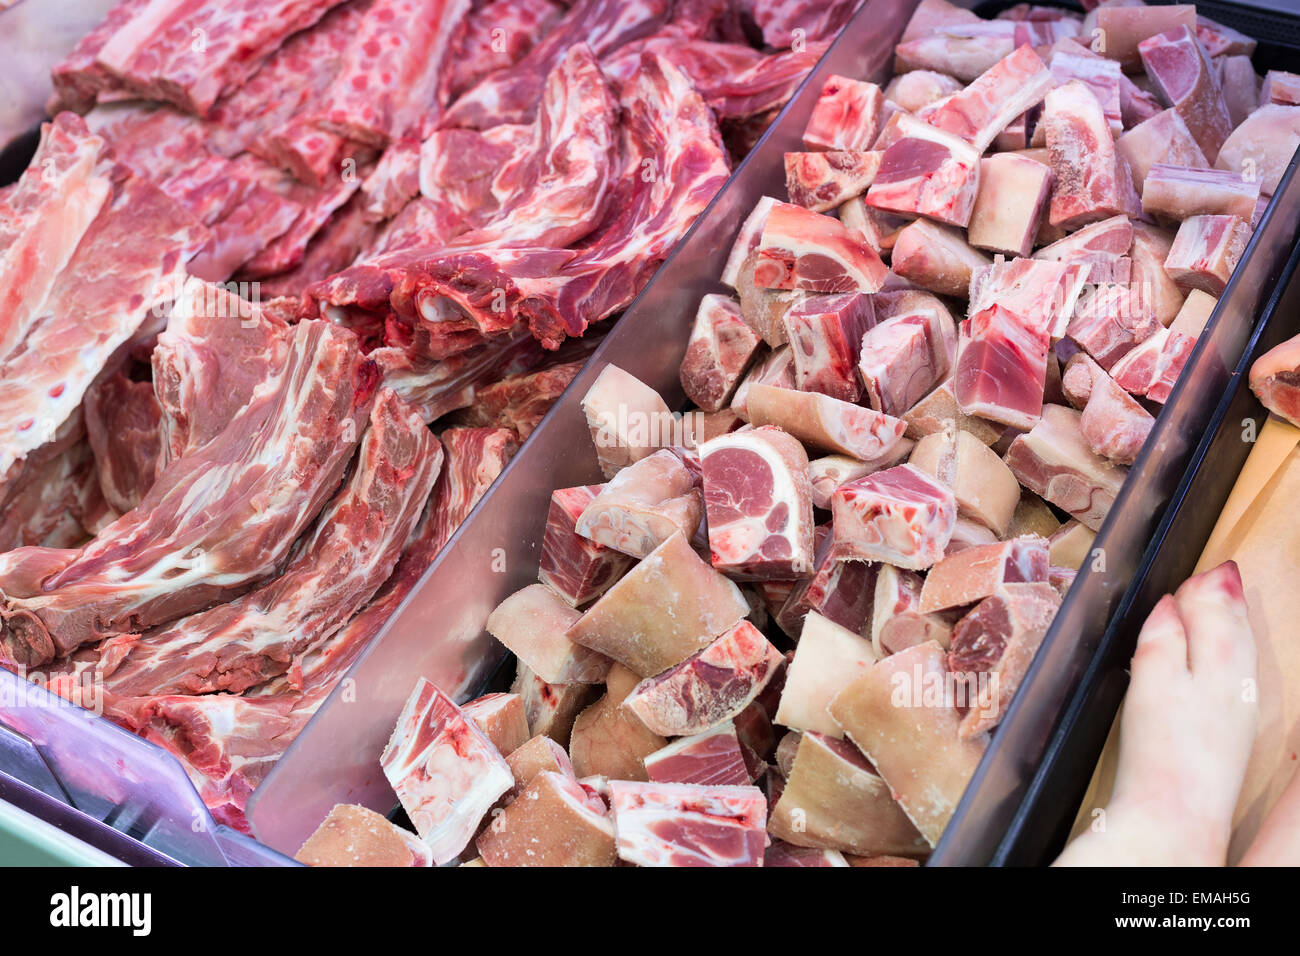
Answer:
[922,44,1053,154]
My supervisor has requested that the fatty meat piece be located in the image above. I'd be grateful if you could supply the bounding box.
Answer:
[922,44,1053,153]
[1115,108,1210,189]
[918,536,1050,613]
[784,150,882,212]
[857,310,953,418]
[890,218,991,298]
[1078,366,1156,464]
[752,201,889,294]
[296,804,433,868]
[1163,214,1250,295]
[1214,104,1300,197]
[1250,333,1300,428]
[1138,25,1233,163]
[782,292,876,402]
[774,612,876,738]
[1141,164,1260,223]
[1043,80,1139,229]
[802,75,883,151]
[1109,326,1198,405]
[580,364,673,478]
[487,584,612,685]
[511,662,596,749]
[568,662,666,781]
[865,113,982,228]
[908,426,1022,536]
[807,445,914,510]
[679,295,762,412]
[576,449,703,559]
[954,304,1050,431]
[608,779,767,867]
[830,463,956,570]
[966,153,1052,257]
[745,383,908,461]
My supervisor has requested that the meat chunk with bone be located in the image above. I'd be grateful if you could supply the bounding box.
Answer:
[1043,80,1139,229]
[807,446,915,510]
[1249,332,1300,427]
[782,293,876,402]
[1048,43,1123,137]
[644,723,756,788]
[948,582,1062,738]
[922,44,1053,153]
[1004,403,1127,531]
[721,197,778,289]
[1163,214,1250,295]
[777,526,878,637]
[967,153,1052,257]
[1065,282,1162,370]
[581,365,673,479]
[622,620,783,737]
[1116,108,1209,189]
[866,114,981,228]
[463,693,531,759]
[774,612,876,738]
[1094,3,1198,72]
[802,75,883,151]
[968,257,1090,339]
[831,464,956,570]
[700,427,815,580]
[871,564,954,656]
[890,219,991,298]
[575,450,702,560]
[954,304,1051,431]
[1141,164,1260,223]
[1214,104,1300,197]
[477,770,616,867]
[769,732,925,857]
[828,641,988,846]
[1138,25,1234,163]
[784,151,882,213]
[381,679,514,865]
[607,780,767,867]
[488,584,613,685]
[753,201,888,294]
[1109,327,1198,405]
[680,295,762,412]
[918,536,1050,614]
[566,532,749,678]
[746,384,907,461]
[909,425,1022,537]
[1033,213,1133,272]
[857,310,953,418]
[1078,366,1156,464]
[539,485,637,607]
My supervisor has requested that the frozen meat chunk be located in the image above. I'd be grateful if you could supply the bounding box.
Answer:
[1065,282,1162,370]
[968,257,1090,339]
[923,44,1053,153]
[1048,42,1123,136]
[857,310,953,417]
[644,723,755,787]
[1043,80,1138,229]
[753,201,888,294]
[381,678,514,864]
[831,463,957,570]
[1109,326,1197,405]
[568,663,666,781]
[1163,214,1250,295]
[1003,404,1128,531]
[1079,366,1155,464]
[1033,214,1134,272]
[1048,519,1097,571]
[774,612,876,738]
[1127,221,1186,328]
[1141,164,1260,223]
[736,251,800,347]
[679,294,762,412]
[918,536,1050,613]
[721,197,779,289]
[1170,289,1217,338]
[891,219,991,298]
[488,584,613,684]
[296,804,433,868]
[769,732,925,857]
[477,771,616,867]
[902,379,1003,446]
[581,364,672,478]
[505,735,575,792]
[909,426,1021,536]
[511,662,595,748]
[622,620,782,737]
[678,408,744,449]
[828,641,988,846]
[866,113,982,227]
[746,383,907,461]
[1219,56,1261,127]
[1214,104,1300,197]
[575,450,703,559]
[462,692,531,759]
[838,195,909,254]
[1249,332,1300,427]
[608,780,767,867]
[785,150,882,212]
[700,426,815,580]
[782,292,875,401]
[567,532,750,677]
[954,304,1050,430]
[538,485,636,608]
[967,153,1052,257]
[1138,25,1233,163]
[948,582,1062,738]
[731,345,796,420]
[802,75,883,151]
[1095,3,1197,72]
[1116,109,1209,189]
[807,446,914,510]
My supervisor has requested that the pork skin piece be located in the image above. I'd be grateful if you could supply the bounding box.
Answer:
[476,770,615,867]
[1066,282,1162,370]
[1008,493,1062,541]
[700,426,815,580]
[538,485,637,608]
[462,693,531,759]
[1250,333,1300,426]
[506,735,576,792]
[857,310,954,418]
[782,292,875,401]
[837,196,909,255]
[644,722,755,787]
[770,732,926,857]
[1170,288,1217,338]
[746,383,907,461]
[568,663,666,781]
[1004,403,1128,531]
[1062,351,1105,408]
[679,409,744,449]
[765,841,850,867]
[774,612,877,738]
[1262,70,1300,107]
[511,662,596,749]
[808,445,915,510]
[575,450,702,559]
[1163,214,1250,295]
[608,780,767,867]
[1142,164,1261,224]
[1214,104,1300,197]
[622,620,783,737]
[1079,366,1155,464]
[967,154,1052,257]
[777,526,878,636]
[1110,327,1197,405]
[968,257,1090,339]
[785,150,882,213]
[918,536,1050,613]
[1128,221,1186,327]
[488,584,612,684]
[581,364,672,478]
[948,581,1062,737]
[1043,80,1139,229]
[731,345,796,420]
[866,113,981,227]
[721,197,778,289]
[909,426,1022,536]
[885,70,963,113]
[1220,55,1261,127]
[923,44,1054,153]
[753,202,888,294]
[381,678,513,864]
[828,641,988,846]
[831,463,956,570]
[1138,26,1233,164]
[891,219,991,298]
[295,804,433,868]
[679,294,762,412]
[1048,519,1097,570]
[567,532,749,678]
[1115,108,1209,189]
[902,378,1004,447]
[954,304,1050,430]
[802,75,884,151]
[1096,4,1197,72]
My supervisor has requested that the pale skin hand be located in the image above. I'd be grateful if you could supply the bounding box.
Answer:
[1055,561,1258,867]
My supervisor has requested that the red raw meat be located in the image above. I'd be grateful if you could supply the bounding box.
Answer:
[83,369,162,514]
[783,293,876,401]
[777,526,878,636]
[442,0,566,103]
[1138,25,1234,164]
[539,485,637,607]
[607,779,767,867]
[752,201,887,294]
[680,295,762,412]
[858,309,953,417]
[969,257,1089,339]
[918,536,1050,613]
[830,463,957,570]
[450,360,584,440]
[866,113,981,227]
[1109,328,1198,405]
[1043,80,1139,229]
[1065,283,1161,371]
[752,0,861,50]
[785,150,881,213]
[1163,214,1250,295]
[645,723,756,788]
[802,75,883,151]
[923,44,1053,153]
[954,304,1050,430]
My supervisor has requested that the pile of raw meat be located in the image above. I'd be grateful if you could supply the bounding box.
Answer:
[289,0,1300,867]
[0,0,858,831]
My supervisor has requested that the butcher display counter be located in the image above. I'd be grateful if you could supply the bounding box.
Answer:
[2,0,1300,867]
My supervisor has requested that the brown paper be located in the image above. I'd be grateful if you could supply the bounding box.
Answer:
[1069,416,1300,862]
